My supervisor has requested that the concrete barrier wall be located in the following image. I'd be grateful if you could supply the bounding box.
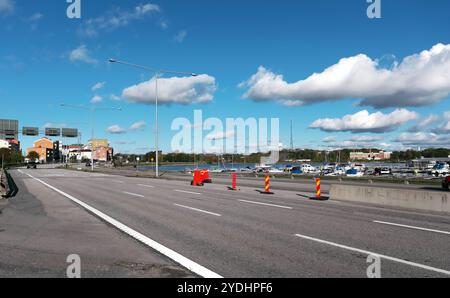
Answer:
[330,184,450,214]
[0,169,9,198]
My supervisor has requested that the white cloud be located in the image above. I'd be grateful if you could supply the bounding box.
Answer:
[130,121,146,130]
[69,45,98,65]
[394,132,450,147]
[79,3,160,37]
[122,74,217,105]
[408,114,440,132]
[0,0,14,15]
[206,130,235,141]
[110,94,121,101]
[349,135,384,142]
[26,12,43,22]
[174,30,187,43]
[321,136,337,143]
[106,125,127,134]
[240,43,450,108]
[91,95,103,104]
[310,109,418,133]
[92,82,106,91]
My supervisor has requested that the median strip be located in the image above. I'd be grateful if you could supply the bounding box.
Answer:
[294,233,450,276]
[174,204,222,217]
[238,199,293,210]
[18,170,223,278]
[373,220,450,235]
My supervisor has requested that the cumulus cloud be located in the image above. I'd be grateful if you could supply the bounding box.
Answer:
[69,45,98,65]
[92,82,106,91]
[240,43,450,108]
[130,121,146,131]
[310,109,418,133]
[106,125,127,134]
[79,3,160,37]
[122,74,217,105]
[91,95,103,104]
[0,0,14,15]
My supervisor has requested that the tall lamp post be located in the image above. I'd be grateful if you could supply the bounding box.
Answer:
[108,58,197,178]
[60,104,122,172]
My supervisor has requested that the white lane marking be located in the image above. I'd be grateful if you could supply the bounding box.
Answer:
[373,221,450,236]
[18,170,222,278]
[137,184,155,188]
[174,190,202,195]
[238,199,293,210]
[174,204,222,217]
[294,233,450,276]
[123,191,145,198]
[114,180,124,184]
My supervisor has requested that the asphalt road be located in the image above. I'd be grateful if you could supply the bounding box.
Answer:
[3,168,450,278]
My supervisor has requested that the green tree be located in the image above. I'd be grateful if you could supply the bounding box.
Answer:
[27,151,40,162]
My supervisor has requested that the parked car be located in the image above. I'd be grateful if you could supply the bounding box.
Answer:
[443,175,450,191]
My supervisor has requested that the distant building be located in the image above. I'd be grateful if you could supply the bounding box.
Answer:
[67,140,114,162]
[0,119,18,141]
[26,137,54,163]
[7,139,20,152]
[0,139,20,152]
[350,151,392,161]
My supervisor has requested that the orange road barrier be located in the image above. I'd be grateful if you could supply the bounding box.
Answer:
[260,175,274,195]
[191,170,211,186]
[315,178,321,199]
[228,173,237,191]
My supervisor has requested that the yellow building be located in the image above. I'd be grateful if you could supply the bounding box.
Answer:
[26,137,53,162]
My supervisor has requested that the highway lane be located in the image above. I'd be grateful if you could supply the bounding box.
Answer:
[11,168,450,278]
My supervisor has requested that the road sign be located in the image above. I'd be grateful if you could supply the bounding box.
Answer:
[62,128,78,138]
[22,127,39,136]
[45,128,61,137]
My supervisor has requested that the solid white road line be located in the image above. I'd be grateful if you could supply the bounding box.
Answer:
[174,204,222,217]
[294,233,450,276]
[174,190,202,195]
[18,170,222,278]
[123,191,145,198]
[373,221,450,236]
[238,199,293,210]
[137,184,155,188]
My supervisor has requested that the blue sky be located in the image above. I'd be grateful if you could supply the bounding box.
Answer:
[1,0,450,154]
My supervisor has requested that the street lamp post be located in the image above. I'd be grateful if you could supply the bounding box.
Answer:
[60,104,122,172]
[108,58,197,178]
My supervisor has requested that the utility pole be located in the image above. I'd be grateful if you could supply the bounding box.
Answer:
[290,120,294,151]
